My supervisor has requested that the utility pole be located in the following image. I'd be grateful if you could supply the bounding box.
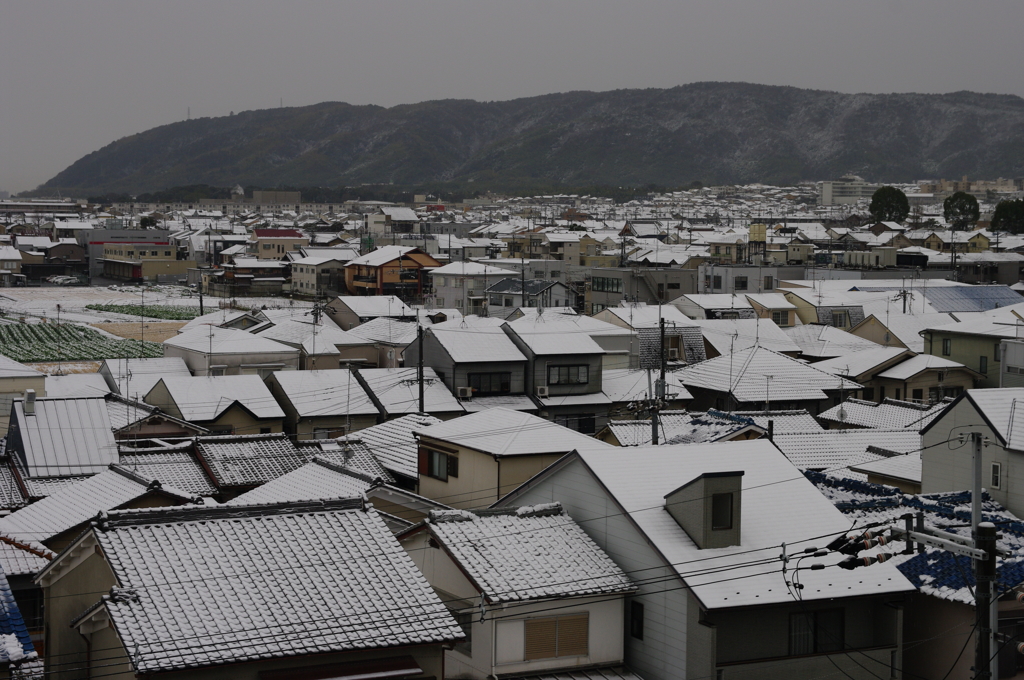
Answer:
[417,324,425,414]
[651,317,666,445]
[976,521,997,679]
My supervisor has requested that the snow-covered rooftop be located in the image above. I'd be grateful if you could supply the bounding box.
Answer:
[416,407,607,457]
[413,503,633,603]
[86,500,462,672]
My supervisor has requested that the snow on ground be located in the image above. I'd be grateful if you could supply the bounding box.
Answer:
[0,286,313,326]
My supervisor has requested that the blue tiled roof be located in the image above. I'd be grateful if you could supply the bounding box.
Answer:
[0,563,34,663]
[807,471,1024,604]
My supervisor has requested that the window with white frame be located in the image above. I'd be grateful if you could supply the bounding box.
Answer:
[992,462,1002,489]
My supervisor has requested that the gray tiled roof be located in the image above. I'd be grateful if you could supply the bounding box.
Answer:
[92,501,462,672]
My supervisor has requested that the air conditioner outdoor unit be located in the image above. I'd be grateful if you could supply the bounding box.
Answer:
[668,347,679,360]
[536,385,550,398]
[456,386,473,400]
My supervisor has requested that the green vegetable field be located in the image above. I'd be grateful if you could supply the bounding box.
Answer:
[0,323,163,362]
[85,304,203,320]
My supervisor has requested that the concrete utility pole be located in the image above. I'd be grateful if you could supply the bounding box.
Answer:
[417,324,425,413]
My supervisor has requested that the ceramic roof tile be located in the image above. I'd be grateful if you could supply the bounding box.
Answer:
[0,466,195,544]
[315,441,394,483]
[225,459,374,506]
[819,398,947,430]
[808,473,1024,605]
[731,409,822,433]
[340,414,442,480]
[93,501,461,672]
[771,429,921,474]
[0,565,35,664]
[673,346,861,403]
[421,504,632,602]
[0,534,53,577]
[194,435,311,488]
[117,451,218,497]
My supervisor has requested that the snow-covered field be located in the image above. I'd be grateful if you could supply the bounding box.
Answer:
[0,286,313,325]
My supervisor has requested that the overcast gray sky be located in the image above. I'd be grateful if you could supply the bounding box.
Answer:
[2,0,1023,193]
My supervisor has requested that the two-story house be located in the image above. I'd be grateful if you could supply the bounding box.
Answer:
[503,324,609,434]
[250,227,308,259]
[403,322,529,406]
[414,407,608,509]
[36,499,462,680]
[343,245,440,299]
[399,503,637,679]
[495,439,915,680]
[429,261,518,314]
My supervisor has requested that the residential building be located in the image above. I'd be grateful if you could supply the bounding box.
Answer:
[586,267,698,314]
[343,246,439,299]
[921,388,1024,517]
[36,500,461,680]
[673,345,861,414]
[399,504,636,679]
[404,322,528,400]
[290,255,348,297]
[162,326,299,376]
[414,407,608,508]
[202,257,290,297]
[250,228,308,259]
[429,261,517,314]
[265,369,380,439]
[495,440,913,680]
[100,242,195,282]
[144,375,286,435]
[485,278,571,310]
[504,323,609,433]
[920,320,1020,387]
[326,295,415,330]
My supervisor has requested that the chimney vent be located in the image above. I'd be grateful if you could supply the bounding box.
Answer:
[24,389,36,416]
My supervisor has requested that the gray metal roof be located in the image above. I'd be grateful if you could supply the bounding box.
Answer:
[10,397,118,477]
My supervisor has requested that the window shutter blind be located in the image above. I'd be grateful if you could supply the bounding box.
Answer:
[418,447,429,475]
[557,614,589,657]
[523,618,557,660]
[447,455,459,478]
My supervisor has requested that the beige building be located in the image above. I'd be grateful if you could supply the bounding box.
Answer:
[414,408,609,509]
[101,243,194,281]
[250,228,308,260]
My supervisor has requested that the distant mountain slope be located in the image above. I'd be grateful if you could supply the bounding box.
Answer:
[43,82,1024,194]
